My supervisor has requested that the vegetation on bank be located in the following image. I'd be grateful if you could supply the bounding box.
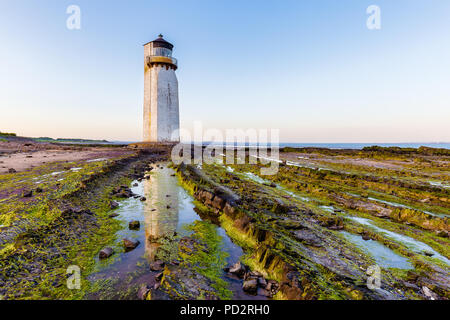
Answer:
[0,152,144,299]
[173,146,449,300]
[0,132,17,137]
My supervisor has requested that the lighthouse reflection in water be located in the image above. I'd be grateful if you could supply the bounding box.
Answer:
[142,165,198,261]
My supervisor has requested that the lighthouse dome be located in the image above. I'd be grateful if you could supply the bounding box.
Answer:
[151,34,174,50]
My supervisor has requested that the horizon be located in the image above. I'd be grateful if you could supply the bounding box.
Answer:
[1,1,450,142]
[5,132,450,146]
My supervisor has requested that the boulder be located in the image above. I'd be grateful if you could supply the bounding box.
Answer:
[99,247,114,259]
[140,197,146,202]
[422,286,438,300]
[212,196,225,210]
[257,277,267,288]
[362,233,371,241]
[293,229,322,247]
[228,261,247,278]
[22,190,33,198]
[243,279,258,294]
[137,284,151,300]
[435,230,449,238]
[257,287,272,297]
[150,260,165,271]
[129,220,140,230]
[266,280,280,294]
[110,201,119,209]
[8,168,16,173]
[223,203,237,217]
[123,238,140,251]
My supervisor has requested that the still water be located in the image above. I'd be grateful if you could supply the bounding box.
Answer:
[87,164,265,300]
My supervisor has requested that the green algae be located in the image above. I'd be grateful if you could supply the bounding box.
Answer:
[0,153,145,299]
[181,220,232,300]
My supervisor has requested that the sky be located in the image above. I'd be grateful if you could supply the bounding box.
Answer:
[0,0,449,143]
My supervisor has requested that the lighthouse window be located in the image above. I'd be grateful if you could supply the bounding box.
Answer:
[152,47,172,57]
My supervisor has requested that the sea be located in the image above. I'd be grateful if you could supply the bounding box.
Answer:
[111,141,450,150]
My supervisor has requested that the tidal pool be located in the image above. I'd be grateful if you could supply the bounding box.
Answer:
[340,231,413,270]
[347,216,450,265]
[87,164,258,300]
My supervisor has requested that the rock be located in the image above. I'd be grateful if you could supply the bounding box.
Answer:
[257,287,272,297]
[266,280,279,294]
[223,202,237,217]
[422,286,438,300]
[129,220,140,230]
[243,279,258,294]
[155,272,164,281]
[212,196,225,210]
[423,251,434,257]
[257,277,267,288]
[269,182,277,188]
[402,281,420,291]
[123,238,140,251]
[133,183,138,187]
[272,199,290,214]
[99,247,114,259]
[435,230,449,238]
[8,168,16,173]
[22,190,33,198]
[249,270,263,278]
[109,213,119,218]
[137,284,151,300]
[420,198,431,204]
[362,233,371,241]
[292,229,322,247]
[110,201,119,209]
[150,260,165,271]
[140,197,146,202]
[228,261,246,278]
[117,190,132,198]
[318,215,344,230]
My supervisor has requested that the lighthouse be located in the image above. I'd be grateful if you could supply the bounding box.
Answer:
[143,35,180,142]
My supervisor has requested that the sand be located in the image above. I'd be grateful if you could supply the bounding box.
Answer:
[0,140,133,174]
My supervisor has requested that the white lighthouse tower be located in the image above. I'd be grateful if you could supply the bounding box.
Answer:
[143,35,180,142]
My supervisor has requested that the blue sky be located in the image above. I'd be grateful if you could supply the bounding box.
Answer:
[0,0,449,142]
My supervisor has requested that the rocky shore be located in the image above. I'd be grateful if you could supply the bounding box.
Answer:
[0,141,448,300]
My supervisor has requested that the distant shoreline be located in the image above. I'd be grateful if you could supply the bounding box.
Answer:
[2,133,449,150]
